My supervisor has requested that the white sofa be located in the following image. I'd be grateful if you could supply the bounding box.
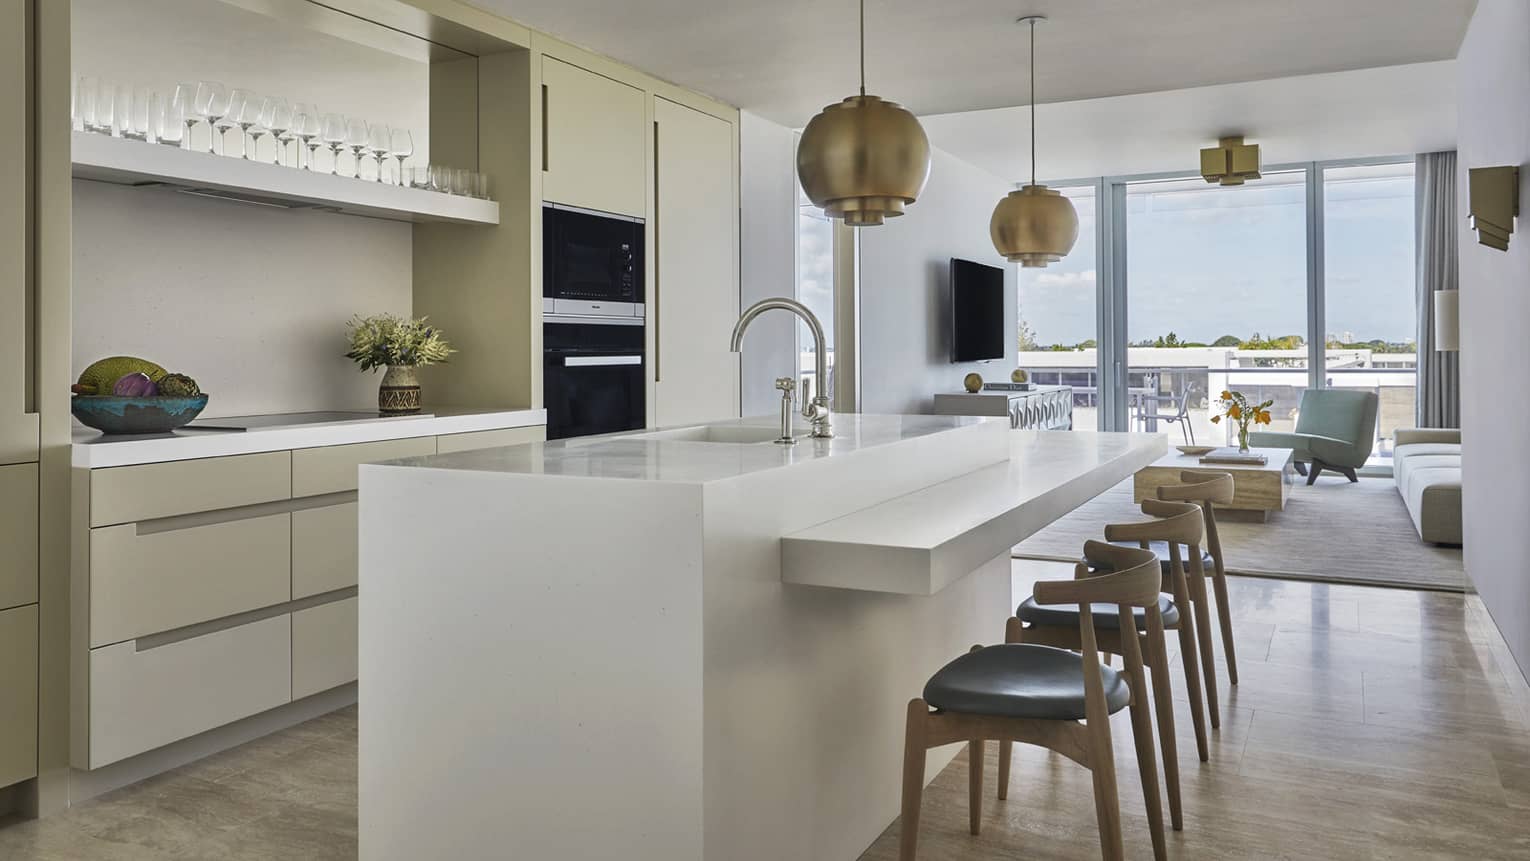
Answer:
[1392,428,1462,545]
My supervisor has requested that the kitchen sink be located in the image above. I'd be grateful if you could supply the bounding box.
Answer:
[635,424,796,444]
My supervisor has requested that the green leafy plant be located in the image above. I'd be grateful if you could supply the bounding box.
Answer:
[344,314,454,372]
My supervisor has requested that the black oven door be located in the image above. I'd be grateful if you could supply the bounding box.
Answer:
[543,322,646,440]
[544,205,643,305]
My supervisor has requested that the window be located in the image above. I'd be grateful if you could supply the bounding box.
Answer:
[1017,185,1097,429]
[795,180,835,402]
[1323,161,1417,463]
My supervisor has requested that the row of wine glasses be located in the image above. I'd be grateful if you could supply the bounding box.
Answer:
[72,77,491,199]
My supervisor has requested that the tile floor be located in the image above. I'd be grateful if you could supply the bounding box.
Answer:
[1,565,1527,860]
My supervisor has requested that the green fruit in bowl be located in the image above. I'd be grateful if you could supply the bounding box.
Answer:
[73,357,167,396]
[157,373,201,397]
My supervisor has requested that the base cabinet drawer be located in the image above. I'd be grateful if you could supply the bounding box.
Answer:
[90,451,292,527]
[87,614,291,769]
[436,426,546,454]
[292,437,436,497]
[0,604,37,787]
[90,514,292,647]
[293,597,358,700]
[0,464,37,610]
[293,503,357,598]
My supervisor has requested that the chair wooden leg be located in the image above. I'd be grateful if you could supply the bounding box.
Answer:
[997,737,1011,801]
[1126,680,1167,861]
[968,739,984,835]
[1087,720,1125,861]
[900,700,928,861]
[1188,567,1221,730]
[1212,569,1239,686]
[1168,569,1208,761]
[1146,632,1183,830]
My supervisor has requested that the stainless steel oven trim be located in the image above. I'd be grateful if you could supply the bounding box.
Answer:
[543,201,645,224]
[544,314,644,327]
[563,355,643,367]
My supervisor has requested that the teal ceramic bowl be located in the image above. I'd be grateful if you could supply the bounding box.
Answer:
[72,395,210,435]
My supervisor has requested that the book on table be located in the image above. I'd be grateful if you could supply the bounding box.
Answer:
[1199,448,1268,465]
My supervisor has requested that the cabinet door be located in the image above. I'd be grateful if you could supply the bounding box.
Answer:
[653,97,739,427]
[292,597,358,700]
[0,464,37,610]
[293,502,357,599]
[0,604,37,788]
[0,0,37,466]
[541,57,646,217]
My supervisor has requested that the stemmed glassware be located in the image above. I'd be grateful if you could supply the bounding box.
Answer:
[341,117,369,178]
[320,113,348,175]
[222,89,263,159]
[388,129,413,186]
[191,81,229,154]
[166,83,196,147]
[259,97,292,165]
[288,103,320,170]
[364,122,391,182]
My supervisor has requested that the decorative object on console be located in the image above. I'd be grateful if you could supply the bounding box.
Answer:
[1199,448,1268,466]
[1011,368,1029,385]
[70,356,208,434]
[796,0,931,226]
[989,15,1079,268]
[1209,389,1271,453]
[1199,135,1261,186]
[1175,444,1215,456]
[1467,165,1519,251]
[963,372,984,393]
[345,314,454,416]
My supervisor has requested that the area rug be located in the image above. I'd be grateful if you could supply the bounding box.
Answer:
[1013,476,1467,592]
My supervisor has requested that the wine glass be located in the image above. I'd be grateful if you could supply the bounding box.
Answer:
[223,89,262,158]
[364,121,390,182]
[341,117,369,178]
[168,83,196,147]
[259,97,291,165]
[319,113,347,175]
[388,128,414,186]
[192,81,229,153]
[289,103,320,170]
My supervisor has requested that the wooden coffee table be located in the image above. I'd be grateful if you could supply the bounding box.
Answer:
[1133,446,1296,522]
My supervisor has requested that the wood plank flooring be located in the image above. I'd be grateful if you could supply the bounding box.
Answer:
[0,563,1525,859]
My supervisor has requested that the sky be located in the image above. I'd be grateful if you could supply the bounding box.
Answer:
[1017,163,1416,349]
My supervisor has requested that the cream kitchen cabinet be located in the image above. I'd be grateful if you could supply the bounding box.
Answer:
[0,604,37,788]
[0,464,38,611]
[0,0,36,468]
[652,96,739,427]
[541,56,647,217]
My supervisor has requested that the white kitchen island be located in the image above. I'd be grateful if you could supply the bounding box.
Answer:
[357,415,1165,861]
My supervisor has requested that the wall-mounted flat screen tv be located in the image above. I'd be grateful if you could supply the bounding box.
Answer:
[950,258,1005,363]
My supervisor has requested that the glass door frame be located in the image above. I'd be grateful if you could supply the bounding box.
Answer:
[1076,155,1414,433]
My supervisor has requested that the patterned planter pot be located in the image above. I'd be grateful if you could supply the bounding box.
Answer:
[379,364,422,415]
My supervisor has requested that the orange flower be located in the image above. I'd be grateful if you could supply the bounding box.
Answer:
[1227,404,1242,420]
[1220,390,1232,401]
[1211,415,1221,424]
[1256,410,1272,425]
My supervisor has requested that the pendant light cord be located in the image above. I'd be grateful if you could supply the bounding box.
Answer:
[1029,17,1036,187]
[859,0,866,96]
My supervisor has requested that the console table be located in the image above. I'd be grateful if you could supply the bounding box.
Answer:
[933,386,1073,430]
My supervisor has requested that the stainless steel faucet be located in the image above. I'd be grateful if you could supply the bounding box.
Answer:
[730,298,833,439]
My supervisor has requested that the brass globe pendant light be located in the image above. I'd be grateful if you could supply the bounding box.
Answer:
[990,15,1078,267]
[796,0,931,226]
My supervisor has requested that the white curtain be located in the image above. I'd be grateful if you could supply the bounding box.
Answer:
[1416,151,1460,428]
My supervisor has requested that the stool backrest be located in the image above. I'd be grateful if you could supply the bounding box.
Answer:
[1102,499,1204,546]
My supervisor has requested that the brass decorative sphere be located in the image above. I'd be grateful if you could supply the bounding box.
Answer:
[797,94,932,227]
[990,184,1080,267]
[1011,368,1029,384]
[963,372,984,393]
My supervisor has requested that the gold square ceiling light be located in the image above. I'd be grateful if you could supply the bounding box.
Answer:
[1200,136,1261,186]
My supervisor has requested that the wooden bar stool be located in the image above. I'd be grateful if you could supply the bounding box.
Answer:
[1004,531,1189,831]
[900,543,1167,861]
[1156,470,1240,685]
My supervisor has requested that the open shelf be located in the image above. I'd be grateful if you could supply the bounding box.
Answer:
[71,131,499,226]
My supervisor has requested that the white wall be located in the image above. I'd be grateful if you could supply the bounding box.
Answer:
[1456,0,1530,683]
[857,148,1017,415]
[71,0,429,417]
[72,182,412,416]
[738,111,798,417]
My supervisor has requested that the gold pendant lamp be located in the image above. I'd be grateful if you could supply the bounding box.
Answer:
[990,15,1078,267]
[796,0,931,227]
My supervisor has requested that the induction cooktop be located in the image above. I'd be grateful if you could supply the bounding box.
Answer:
[184,411,434,431]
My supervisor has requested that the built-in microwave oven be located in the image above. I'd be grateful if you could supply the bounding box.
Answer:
[543,204,644,320]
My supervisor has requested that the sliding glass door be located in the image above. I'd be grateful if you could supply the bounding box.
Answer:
[1017,185,1098,429]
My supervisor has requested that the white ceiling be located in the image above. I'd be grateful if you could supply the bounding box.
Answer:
[923,61,1458,183]
[470,0,1474,126]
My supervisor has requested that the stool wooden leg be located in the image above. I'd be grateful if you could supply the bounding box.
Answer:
[900,700,928,861]
[1187,551,1222,730]
[1087,720,1124,861]
[997,740,1011,801]
[968,739,983,835]
[1126,676,1167,860]
[1145,630,1183,830]
[1168,557,1209,761]
[1212,569,1239,685]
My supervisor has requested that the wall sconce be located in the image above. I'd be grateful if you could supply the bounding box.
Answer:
[1433,290,1459,352]
[1468,165,1519,251]
[1200,135,1261,186]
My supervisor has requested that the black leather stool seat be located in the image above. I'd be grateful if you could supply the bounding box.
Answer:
[1110,540,1214,574]
[923,644,1130,721]
[1016,594,1180,630]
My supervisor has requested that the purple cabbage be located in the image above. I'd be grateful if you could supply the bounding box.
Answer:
[112,372,158,397]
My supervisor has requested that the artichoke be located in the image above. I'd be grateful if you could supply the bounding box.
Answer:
[156,373,202,398]
[74,356,167,395]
